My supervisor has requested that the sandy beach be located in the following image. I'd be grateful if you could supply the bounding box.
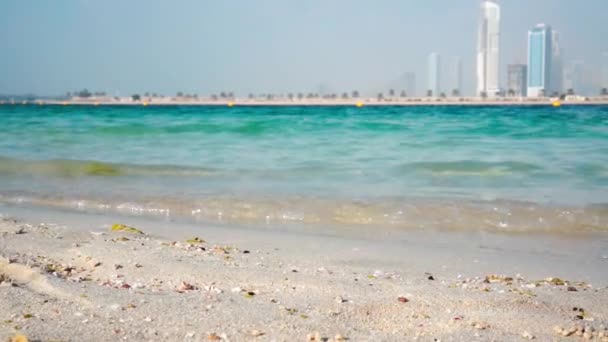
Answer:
[1,205,607,342]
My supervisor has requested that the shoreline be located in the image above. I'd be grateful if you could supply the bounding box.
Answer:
[3,98,608,107]
[1,206,607,341]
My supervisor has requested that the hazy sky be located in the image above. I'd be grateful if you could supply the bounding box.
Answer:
[1,0,607,96]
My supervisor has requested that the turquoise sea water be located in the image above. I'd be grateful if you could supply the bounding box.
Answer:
[1,104,607,232]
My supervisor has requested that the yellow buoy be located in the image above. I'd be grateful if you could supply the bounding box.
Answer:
[142,101,148,106]
[355,101,364,108]
[552,101,561,107]
[227,101,234,107]
[62,102,68,106]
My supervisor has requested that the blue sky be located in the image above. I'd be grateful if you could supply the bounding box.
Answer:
[1,0,607,96]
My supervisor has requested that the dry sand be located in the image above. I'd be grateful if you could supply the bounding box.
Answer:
[1,209,607,341]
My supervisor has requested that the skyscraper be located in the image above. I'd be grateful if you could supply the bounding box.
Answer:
[401,72,416,97]
[550,30,563,95]
[507,64,527,97]
[527,24,552,97]
[602,51,608,88]
[476,0,501,97]
[428,53,441,97]
[448,57,463,96]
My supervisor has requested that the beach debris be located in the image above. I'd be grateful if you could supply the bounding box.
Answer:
[186,237,205,244]
[111,236,130,242]
[484,274,513,284]
[397,296,409,303]
[110,223,143,234]
[143,317,152,322]
[244,291,256,298]
[411,312,431,319]
[249,330,265,337]
[334,334,347,341]
[10,335,28,342]
[283,307,298,315]
[207,333,222,340]
[546,277,565,286]
[335,296,347,304]
[471,321,490,330]
[15,227,26,235]
[573,307,587,320]
[567,286,578,292]
[561,327,577,337]
[306,332,322,341]
[509,288,536,297]
[425,272,435,281]
[521,331,535,339]
[23,313,33,319]
[177,281,197,292]
[0,273,10,284]
[243,250,250,254]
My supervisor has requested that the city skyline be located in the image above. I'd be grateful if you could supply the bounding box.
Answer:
[1,0,607,97]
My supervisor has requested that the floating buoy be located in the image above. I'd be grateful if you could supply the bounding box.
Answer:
[227,102,234,107]
[355,101,364,108]
[142,101,148,106]
[552,101,561,107]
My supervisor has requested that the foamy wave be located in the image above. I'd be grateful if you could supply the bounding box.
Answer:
[1,192,607,234]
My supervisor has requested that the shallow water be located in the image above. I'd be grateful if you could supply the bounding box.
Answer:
[1,104,607,232]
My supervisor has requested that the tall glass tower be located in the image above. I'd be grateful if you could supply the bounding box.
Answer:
[527,24,552,97]
[550,30,563,95]
[476,0,501,97]
[428,53,441,97]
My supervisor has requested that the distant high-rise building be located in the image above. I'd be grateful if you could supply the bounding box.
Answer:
[401,72,416,97]
[564,61,584,94]
[476,0,501,97]
[527,24,552,97]
[448,57,463,96]
[428,53,441,96]
[602,51,608,88]
[550,30,563,95]
[507,64,527,97]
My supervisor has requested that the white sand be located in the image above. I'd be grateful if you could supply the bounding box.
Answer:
[1,207,607,341]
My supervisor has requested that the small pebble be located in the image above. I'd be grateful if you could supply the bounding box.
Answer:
[521,331,535,339]
[306,332,321,341]
[472,322,490,330]
[250,330,264,337]
[334,334,347,341]
[397,296,409,303]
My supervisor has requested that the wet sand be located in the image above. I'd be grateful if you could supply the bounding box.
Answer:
[1,207,607,341]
